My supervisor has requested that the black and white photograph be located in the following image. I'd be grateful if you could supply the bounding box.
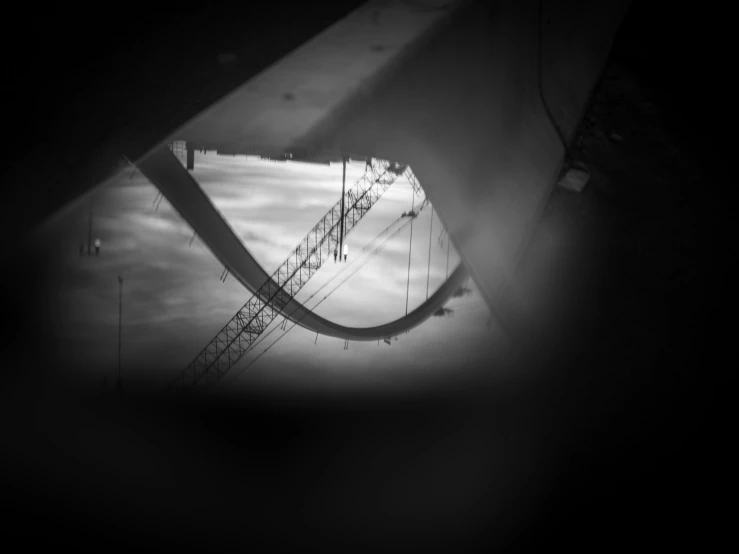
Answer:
[1,0,709,551]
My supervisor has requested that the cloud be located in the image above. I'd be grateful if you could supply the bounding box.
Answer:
[35,152,491,391]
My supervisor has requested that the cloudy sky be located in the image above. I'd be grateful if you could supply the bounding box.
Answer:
[30,152,506,395]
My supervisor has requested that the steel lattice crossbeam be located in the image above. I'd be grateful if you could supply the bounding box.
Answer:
[171,158,417,389]
[403,166,423,197]
[167,141,188,168]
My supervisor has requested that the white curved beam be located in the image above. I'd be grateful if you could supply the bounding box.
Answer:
[136,145,468,342]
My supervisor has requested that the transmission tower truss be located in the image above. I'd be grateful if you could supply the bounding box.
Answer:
[404,166,423,196]
[168,141,188,168]
[172,158,416,389]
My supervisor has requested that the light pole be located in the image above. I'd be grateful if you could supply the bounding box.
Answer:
[117,276,123,394]
[427,206,433,300]
[339,156,346,262]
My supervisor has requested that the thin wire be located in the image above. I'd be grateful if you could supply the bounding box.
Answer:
[221,214,412,385]
[229,220,411,382]
[426,206,433,300]
[251,214,406,348]
[225,219,404,374]
[228,201,431,384]
[438,226,446,248]
[405,192,415,316]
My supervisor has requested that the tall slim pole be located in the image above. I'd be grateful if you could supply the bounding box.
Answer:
[405,192,415,317]
[426,206,433,300]
[117,276,123,393]
[446,235,450,280]
[339,157,346,262]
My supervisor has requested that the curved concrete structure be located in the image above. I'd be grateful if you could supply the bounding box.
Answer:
[312,0,628,332]
[166,0,629,334]
[137,145,469,342]
[22,0,627,338]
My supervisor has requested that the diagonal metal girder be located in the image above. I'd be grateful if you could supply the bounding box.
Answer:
[173,158,409,389]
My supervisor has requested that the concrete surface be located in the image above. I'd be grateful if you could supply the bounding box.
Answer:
[3,1,370,246]
[163,0,628,337]
[6,0,628,341]
[174,0,465,156]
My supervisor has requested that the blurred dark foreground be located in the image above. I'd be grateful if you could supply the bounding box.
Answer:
[1,227,700,552]
[0,356,685,553]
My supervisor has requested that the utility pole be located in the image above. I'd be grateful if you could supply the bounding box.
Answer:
[405,191,415,317]
[339,156,346,262]
[117,276,123,394]
[427,206,434,300]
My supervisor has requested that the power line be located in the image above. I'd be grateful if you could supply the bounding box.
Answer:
[212,188,417,383]
[426,206,433,300]
[169,157,406,388]
[226,201,431,385]
[237,214,407,356]
[405,192,415,316]
[223,215,410,385]
[227,221,409,383]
